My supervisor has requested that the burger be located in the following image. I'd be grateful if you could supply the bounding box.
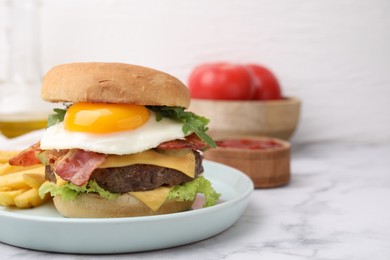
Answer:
[10,62,220,218]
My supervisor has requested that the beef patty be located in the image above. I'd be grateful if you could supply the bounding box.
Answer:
[46,150,204,193]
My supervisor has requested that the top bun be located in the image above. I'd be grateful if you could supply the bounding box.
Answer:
[41,62,190,108]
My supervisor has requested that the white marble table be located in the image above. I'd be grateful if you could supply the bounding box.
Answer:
[1,142,389,259]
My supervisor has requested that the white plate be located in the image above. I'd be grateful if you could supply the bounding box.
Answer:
[0,160,253,254]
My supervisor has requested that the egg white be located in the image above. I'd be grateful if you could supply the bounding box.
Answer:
[40,111,188,155]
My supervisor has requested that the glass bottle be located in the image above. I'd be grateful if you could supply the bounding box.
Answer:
[0,0,52,138]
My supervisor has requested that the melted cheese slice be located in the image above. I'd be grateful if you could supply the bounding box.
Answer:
[99,149,196,178]
[55,173,67,187]
[130,186,173,212]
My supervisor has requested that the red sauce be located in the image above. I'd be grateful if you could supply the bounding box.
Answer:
[216,139,282,150]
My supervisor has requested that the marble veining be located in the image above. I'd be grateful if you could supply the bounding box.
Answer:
[0,139,389,259]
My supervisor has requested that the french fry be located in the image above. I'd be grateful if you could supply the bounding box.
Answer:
[0,151,49,209]
[0,165,45,190]
[0,151,20,163]
[23,172,46,189]
[0,163,44,176]
[0,189,28,206]
[0,170,32,190]
[0,165,45,189]
[0,164,13,176]
[14,188,47,208]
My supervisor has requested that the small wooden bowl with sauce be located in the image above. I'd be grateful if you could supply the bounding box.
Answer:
[204,136,290,188]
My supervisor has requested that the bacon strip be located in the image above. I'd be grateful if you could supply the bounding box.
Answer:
[54,149,108,186]
[157,133,209,151]
[45,149,69,165]
[9,142,42,166]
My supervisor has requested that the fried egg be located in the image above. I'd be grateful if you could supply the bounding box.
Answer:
[40,103,188,155]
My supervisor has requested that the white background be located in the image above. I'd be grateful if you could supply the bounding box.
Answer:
[1,0,389,144]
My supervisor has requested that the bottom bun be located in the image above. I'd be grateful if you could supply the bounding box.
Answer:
[53,193,194,218]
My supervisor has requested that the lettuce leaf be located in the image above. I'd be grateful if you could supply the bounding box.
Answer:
[37,151,49,165]
[168,176,220,207]
[148,106,216,148]
[38,180,119,201]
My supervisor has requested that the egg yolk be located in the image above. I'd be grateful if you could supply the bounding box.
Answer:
[64,103,150,134]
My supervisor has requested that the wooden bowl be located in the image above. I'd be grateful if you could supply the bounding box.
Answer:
[204,136,290,188]
[189,97,300,140]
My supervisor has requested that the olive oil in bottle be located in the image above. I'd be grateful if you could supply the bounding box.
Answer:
[0,119,47,138]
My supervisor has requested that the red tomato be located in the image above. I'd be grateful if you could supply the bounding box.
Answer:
[246,64,282,100]
[188,63,255,100]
